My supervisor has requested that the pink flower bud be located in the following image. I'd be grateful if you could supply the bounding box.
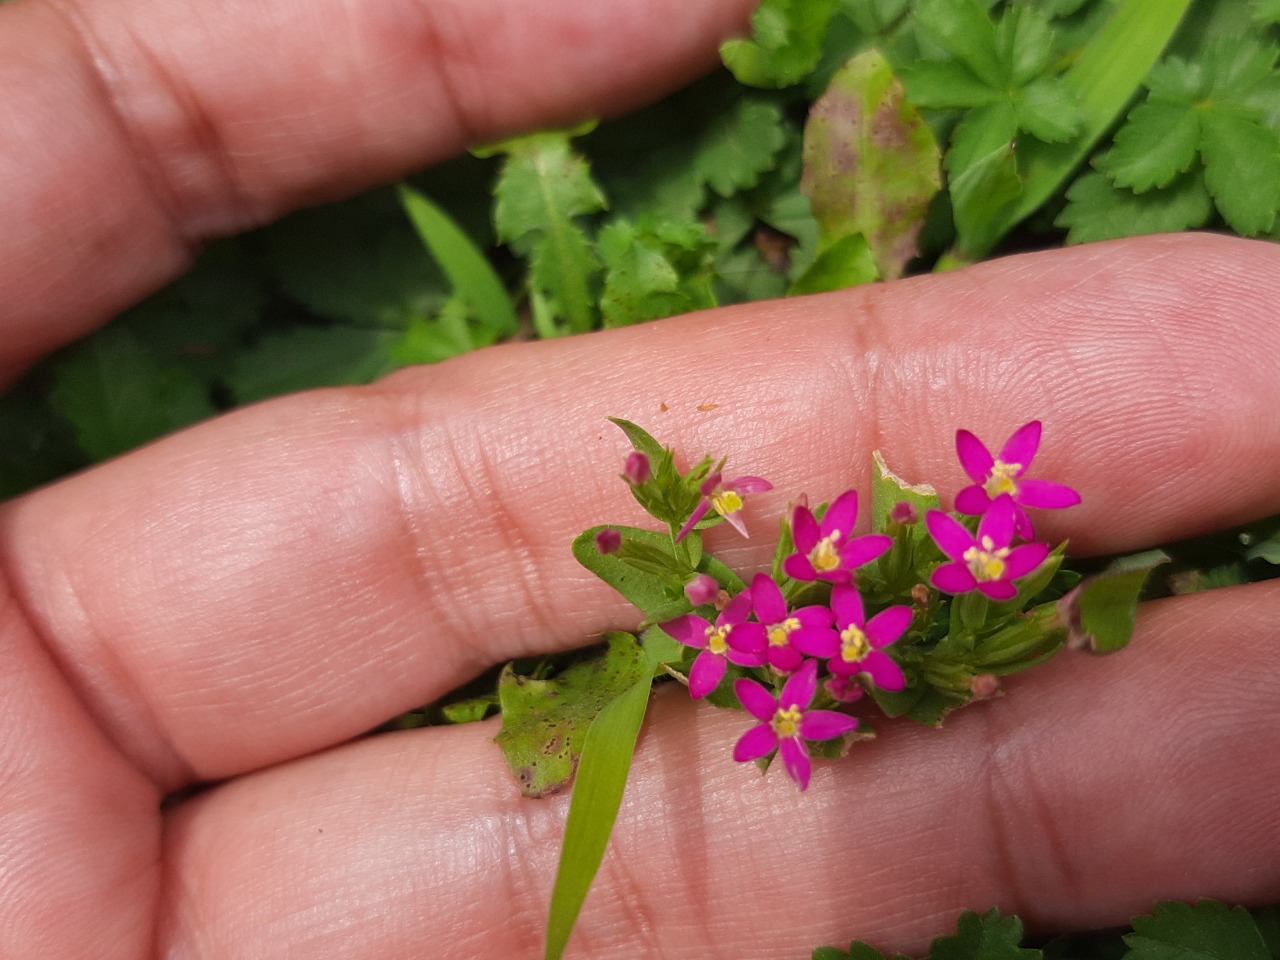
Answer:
[684,573,719,607]
[911,583,931,607]
[970,674,1001,699]
[890,501,920,526]
[623,452,652,486]
[595,528,622,555]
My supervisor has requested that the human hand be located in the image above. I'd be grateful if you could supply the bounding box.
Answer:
[4,1,1280,958]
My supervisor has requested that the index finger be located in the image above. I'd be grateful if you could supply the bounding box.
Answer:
[0,0,754,383]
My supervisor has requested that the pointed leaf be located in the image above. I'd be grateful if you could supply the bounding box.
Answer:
[1124,900,1271,960]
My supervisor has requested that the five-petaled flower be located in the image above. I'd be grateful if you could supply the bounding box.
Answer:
[661,590,764,698]
[733,660,859,790]
[927,494,1050,601]
[783,490,892,583]
[825,585,910,691]
[731,574,835,674]
[954,421,1080,539]
[676,472,773,543]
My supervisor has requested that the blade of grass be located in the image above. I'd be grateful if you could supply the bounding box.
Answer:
[543,639,659,960]
[397,184,518,336]
[955,0,1193,260]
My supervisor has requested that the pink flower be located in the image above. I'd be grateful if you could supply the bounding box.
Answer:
[954,421,1080,539]
[733,660,859,790]
[826,586,910,691]
[684,573,720,607]
[783,490,891,584]
[675,472,773,543]
[730,574,836,674]
[927,494,1050,601]
[660,590,764,698]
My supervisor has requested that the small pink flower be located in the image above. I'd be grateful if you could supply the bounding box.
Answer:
[660,590,764,698]
[824,674,865,704]
[684,573,719,607]
[783,490,891,584]
[826,586,910,691]
[927,494,1050,602]
[675,472,772,542]
[731,573,836,674]
[954,421,1080,539]
[733,660,859,790]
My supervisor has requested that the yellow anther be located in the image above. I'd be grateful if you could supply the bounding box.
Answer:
[711,490,744,517]
[963,545,1009,583]
[705,625,730,656]
[840,624,870,663]
[771,706,803,739]
[984,460,1021,498]
[810,532,843,572]
[767,617,802,647]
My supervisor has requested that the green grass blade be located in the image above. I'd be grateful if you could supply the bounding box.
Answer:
[544,671,653,960]
[959,0,1193,260]
[397,184,518,336]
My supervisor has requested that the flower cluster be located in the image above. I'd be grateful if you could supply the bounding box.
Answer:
[590,419,1081,792]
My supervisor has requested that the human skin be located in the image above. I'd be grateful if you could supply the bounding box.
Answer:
[2,0,1280,958]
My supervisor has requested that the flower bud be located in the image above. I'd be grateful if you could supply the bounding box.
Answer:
[623,452,652,486]
[890,501,920,526]
[595,528,622,555]
[824,674,865,704]
[969,674,1001,700]
[911,583,932,607]
[684,573,719,607]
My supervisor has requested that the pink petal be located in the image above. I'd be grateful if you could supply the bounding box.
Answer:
[830,584,866,630]
[839,533,892,570]
[779,737,811,790]
[954,484,991,517]
[794,606,834,628]
[729,475,773,494]
[721,510,750,538]
[791,506,821,553]
[699,472,723,496]
[688,650,728,699]
[783,554,817,581]
[789,625,840,659]
[661,614,712,649]
[675,499,712,543]
[861,651,906,691]
[956,429,994,483]
[779,658,818,709]
[727,644,767,668]
[720,588,755,626]
[800,710,859,741]
[767,645,805,673]
[927,510,975,562]
[1004,541,1051,580]
[977,580,1018,601]
[1017,477,1081,510]
[750,573,788,624]
[1000,421,1042,469]
[977,494,1017,548]
[1012,504,1036,542]
[866,605,913,648]
[932,562,977,595]
[822,490,859,537]
[734,678,778,722]
[733,724,778,763]
[728,622,767,655]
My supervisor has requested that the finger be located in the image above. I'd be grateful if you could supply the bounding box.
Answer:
[157,581,1280,958]
[0,0,754,383]
[3,234,1279,790]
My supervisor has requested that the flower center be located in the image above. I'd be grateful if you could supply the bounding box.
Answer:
[711,489,744,517]
[809,531,843,572]
[840,624,870,663]
[705,625,731,656]
[963,537,1010,582]
[984,460,1022,499]
[770,705,803,739]
[767,617,802,647]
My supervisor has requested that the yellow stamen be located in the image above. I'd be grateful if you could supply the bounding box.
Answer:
[984,460,1021,499]
[771,706,803,739]
[963,540,1010,582]
[711,489,744,517]
[767,617,802,647]
[810,531,843,572]
[840,624,870,663]
[705,625,730,656]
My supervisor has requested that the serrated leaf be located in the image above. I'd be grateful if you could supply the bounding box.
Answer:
[914,0,1004,89]
[226,326,399,404]
[801,49,941,280]
[694,98,789,197]
[1100,100,1201,191]
[720,0,843,89]
[1014,78,1083,143]
[929,908,1041,960]
[1057,169,1213,244]
[598,218,718,327]
[494,633,648,798]
[50,328,215,462]
[997,5,1056,87]
[1200,107,1280,236]
[1125,900,1271,960]
[898,59,1005,109]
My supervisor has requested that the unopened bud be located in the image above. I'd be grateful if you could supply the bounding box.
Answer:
[623,452,652,486]
[595,528,622,555]
[890,501,920,526]
[911,583,931,607]
[825,674,865,704]
[684,573,719,607]
[969,674,1001,700]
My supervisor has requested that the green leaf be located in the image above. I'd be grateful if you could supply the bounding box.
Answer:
[1014,78,1084,144]
[948,110,1022,255]
[390,296,499,366]
[494,634,649,799]
[1255,0,1280,26]
[608,417,666,461]
[226,326,400,404]
[598,218,718,327]
[1250,904,1280,956]
[871,450,940,541]
[1199,107,1280,236]
[800,49,941,280]
[1064,556,1167,654]
[1124,900,1271,960]
[720,0,843,89]
[914,0,1004,90]
[1057,170,1213,245]
[789,233,880,294]
[928,908,1040,960]
[1099,100,1201,191]
[50,328,216,462]
[489,130,607,335]
[694,98,790,197]
[543,649,654,960]
[397,184,518,336]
